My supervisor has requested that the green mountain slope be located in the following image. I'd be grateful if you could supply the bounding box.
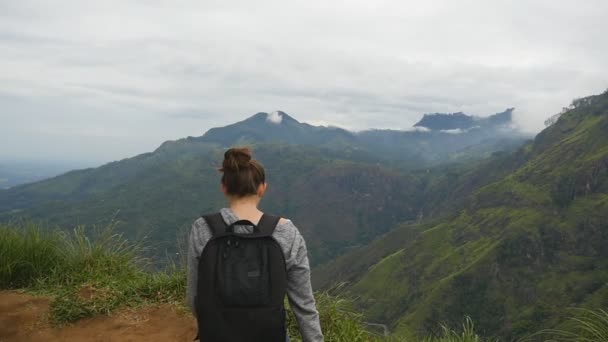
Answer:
[0,141,427,265]
[314,90,608,340]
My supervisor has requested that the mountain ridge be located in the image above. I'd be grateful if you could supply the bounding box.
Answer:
[195,108,528,167]
[414,108,514,131]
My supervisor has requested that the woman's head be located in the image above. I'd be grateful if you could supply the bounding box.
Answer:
[220,147,266,199]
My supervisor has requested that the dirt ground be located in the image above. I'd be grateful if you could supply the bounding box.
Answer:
[0,291,197,342]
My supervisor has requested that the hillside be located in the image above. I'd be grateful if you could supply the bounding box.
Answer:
[314,90,608,339]
[0,160,87,189]
[0,292,196,342]
[0,142,427,265]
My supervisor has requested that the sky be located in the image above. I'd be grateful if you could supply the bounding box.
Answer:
[1,0,607,163]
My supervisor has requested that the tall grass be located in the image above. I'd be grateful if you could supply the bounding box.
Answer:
[421,317,497,342]
[525,309,608,342]
[287,292,382,342]
[0,222,185,324]
[0,222,64,288]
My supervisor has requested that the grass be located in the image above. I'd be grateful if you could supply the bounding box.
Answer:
[0,222,185,324]
[523,309,608,342]
[1,222,605,342]
[0,222,66,288]
[421,318,494,342]
[287,292,381,342]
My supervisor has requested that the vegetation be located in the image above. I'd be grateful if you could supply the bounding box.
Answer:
[0,143,429,266]
[3,222,605,342]
[532,309,608,342]
[0,222,185,324]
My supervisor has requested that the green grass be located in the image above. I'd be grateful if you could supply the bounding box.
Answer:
[0,222,65,288]
[523,309,608,342]
[0,222,185,324]
[421,318,496,342]
[287,292,382,342]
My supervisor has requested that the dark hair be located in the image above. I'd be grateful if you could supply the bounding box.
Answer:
[220,147,266,197]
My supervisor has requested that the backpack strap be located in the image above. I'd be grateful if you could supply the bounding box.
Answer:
[202,213,228,236]
[257,214,281,237]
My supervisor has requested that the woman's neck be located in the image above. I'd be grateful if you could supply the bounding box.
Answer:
[228,196,263,223]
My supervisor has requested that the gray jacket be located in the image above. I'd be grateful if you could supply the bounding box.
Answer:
[187,208,324,342]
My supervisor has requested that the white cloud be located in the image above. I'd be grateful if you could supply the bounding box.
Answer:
[440,129,466,134]
[0,0,607,162]
[402,126,431,133]
[266,111,283,124]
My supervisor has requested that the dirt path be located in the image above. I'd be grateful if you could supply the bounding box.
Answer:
[0,291,197,342]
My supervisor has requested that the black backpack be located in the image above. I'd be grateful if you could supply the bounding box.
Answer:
[195,213,287,342]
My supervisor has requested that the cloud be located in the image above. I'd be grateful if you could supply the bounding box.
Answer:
[0,0,607,162]
[266,111,283,124]
[440,129,466,135]
[402,126,431,133]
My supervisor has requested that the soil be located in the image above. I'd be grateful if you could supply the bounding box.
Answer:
[0,291,197,342]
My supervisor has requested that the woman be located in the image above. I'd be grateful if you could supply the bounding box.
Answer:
[187,147,324,342]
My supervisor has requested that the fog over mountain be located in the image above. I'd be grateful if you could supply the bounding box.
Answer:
[195,109,528,166]
[1,1,607,162]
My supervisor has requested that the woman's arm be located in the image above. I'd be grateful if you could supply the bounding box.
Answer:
[186,221,200,315]
[286,229,324,342]
[186,218,212,316]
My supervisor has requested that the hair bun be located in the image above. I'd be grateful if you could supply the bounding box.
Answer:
[222,147,252,171]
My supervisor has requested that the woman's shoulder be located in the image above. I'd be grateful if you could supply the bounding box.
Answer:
[272,217,301,241]
[193,216,210,229]
[192,211,298,239]
[275,216,296,229]
[191,216,213,239]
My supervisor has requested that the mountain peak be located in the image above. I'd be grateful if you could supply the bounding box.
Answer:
[199,110,337,146]
[414,108,515,131]
[414,112,473,130]
[245,111,299,125]
[266,111,299,124]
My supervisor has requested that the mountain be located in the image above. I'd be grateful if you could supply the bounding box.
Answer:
[414,108,514,131]
[0,142,427,265]
[199,111,357,147]
[314,90,608,339]
[414,112,475,130]
[0,108,526,266]
[199,109,529,167]
[0,160,89,189]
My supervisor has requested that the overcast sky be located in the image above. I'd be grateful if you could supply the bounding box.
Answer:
[1,0,607,163]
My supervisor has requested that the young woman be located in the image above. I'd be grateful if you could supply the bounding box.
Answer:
[187,147,324,342]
